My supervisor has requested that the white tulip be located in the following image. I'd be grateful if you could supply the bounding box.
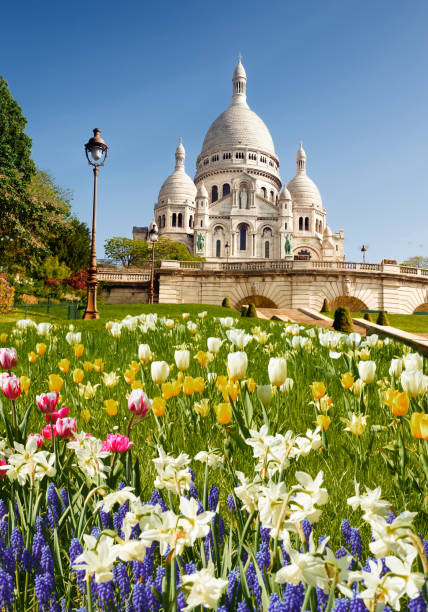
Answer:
[219,317,234,328]
[401,370,424,397]
[347,332,361,348]
[151,361,170,384]
[65,331,81,345]
[358,360,376,383]
[365,334,378,347]
[207,337,222,354]
[257,385,274,406]
[389,359,403,378]
[280,378,294,393]
[268,357,287,387]
[36,323,52,336]
[227,351,248,381]
[174,350,190,371]
[138,344,153,363]
[403,353,423,372]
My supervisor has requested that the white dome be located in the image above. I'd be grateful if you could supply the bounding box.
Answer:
[196,182,208,198]
[158,139,196,203]
[201,104,275,156]
[287,174,322,209]
[279,185,291,201]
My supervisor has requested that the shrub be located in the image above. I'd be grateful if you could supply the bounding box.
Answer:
[364,312,373,322]
[0,274,15,314]
[222,297,231,308]
[240,305,248,317]
[332,306,354,333]
[376,310,390,326]
[246,303,258,318]
[320,298,330,312]
[21,294,38,305]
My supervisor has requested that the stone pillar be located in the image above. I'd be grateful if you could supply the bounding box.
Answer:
[251,233,256,257]
[232,232,236,256]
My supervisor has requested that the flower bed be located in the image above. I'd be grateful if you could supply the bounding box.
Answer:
[0,312,426,611]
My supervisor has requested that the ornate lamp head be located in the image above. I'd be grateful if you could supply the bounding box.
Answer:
[85,129,108,166]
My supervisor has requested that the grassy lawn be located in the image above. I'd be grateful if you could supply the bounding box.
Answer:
[0,303,272,332]
[323,311,428,334]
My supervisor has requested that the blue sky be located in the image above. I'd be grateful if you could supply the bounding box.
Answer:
[2,0,427,262]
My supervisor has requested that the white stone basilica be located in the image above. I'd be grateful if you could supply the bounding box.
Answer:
[149,58,344,262]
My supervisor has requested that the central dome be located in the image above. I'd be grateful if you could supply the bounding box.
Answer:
[201,104,276,156]
[200,58,276,158]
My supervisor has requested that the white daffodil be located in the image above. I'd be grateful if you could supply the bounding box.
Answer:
[96,486,138,513]
[369,512,418,558]
[347,482,391,521]
[234,471,261,514]
[356,559,402,611]
[257,480,289,529]
[73,534,119,583]
[181,564,227,611]
[194,449,224,468]
[275,538,328,591]
[73,437,111,480]
[178,497,214,545]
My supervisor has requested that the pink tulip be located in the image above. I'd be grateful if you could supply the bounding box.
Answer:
[55,417,77,439]
[45,406,69,425]
[102,433,134,453]
[0,348,17,370]
[128,388,151,417]
[0,459,7,480]
[36,392,59,415]
[28,433,44,448]
[42,424,57,439]
[1,374,21,400]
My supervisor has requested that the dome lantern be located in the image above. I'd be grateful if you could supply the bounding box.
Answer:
[296,141,306,175]
[175,137,186,170]
[232,54,247,106]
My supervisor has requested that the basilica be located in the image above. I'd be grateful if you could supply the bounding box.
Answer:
[140,58,344,261]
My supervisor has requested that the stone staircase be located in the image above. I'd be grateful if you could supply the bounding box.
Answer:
[256,308,367,336]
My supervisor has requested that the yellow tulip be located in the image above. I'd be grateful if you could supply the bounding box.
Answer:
[124,368,136,385]
[183,376,195,395]
[215,402,232,425]
[131,380,145,390]
[104,399,118,416]
[340,372,354,390]
[223,381,239,403]
[391,391,409,416]
[359,348,371,361]
[316,414,331,431]
[36,342,47,356]
[245,378,257,393]
[409,412,428,440]
[195,351,214,368]
[28,351,38,364]
[58,358,70,374]
[310,381,326,400]
[93,358,104,373]
[83,361,93,372]
[194,398,210,417]
[20,375,30,394]
[384,388,398,409]
[73,343,84,358]
[82,409,91,423]
[153,396,166,417]
[0,333,8,343]
[73,368,85,384]
[48,374,63,393]
[342,413,367,436]
[129,360,140,374]
[193,377,205,393]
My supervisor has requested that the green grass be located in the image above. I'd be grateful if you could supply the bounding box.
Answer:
[323,311,428,334]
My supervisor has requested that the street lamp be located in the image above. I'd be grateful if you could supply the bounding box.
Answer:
[83,129,108,320]
[225,241,230,263]
[148,220,159,304]
[361,244,369,264]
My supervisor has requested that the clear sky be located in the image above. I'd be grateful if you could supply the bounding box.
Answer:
[2,0,427,262]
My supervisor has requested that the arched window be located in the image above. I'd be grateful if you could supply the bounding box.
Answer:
[299,217,303,231]
[238,224,248,251]
[284,222,287,230]
[265,241,270,258]
[200,220,203,227]
[189,215,193,229]
[216,240,221,257]
[305,217,309,231]
[211,185,218,203]
[178,213,183,228]
[319,221,322,233]
[222,183,230,197]
[162,215,165,228]
[158,216,161,228]
[172,213,177,227]
[270,190,274,201]
[261,187,266,199]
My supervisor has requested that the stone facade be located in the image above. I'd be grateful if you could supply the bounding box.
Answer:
[150,59,344,262]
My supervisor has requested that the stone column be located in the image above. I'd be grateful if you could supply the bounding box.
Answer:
[232,232,236,256]
[251,233,256,257]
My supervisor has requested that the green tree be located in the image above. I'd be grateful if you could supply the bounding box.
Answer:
[104,236,203,267]
[401,256,428,268]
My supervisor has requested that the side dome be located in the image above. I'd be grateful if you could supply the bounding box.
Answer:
[200,58,276,157]
[287,142,322,209]
[196,182,208,198]
[158,138,197,202]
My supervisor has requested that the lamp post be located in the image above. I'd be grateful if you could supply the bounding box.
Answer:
[225,241,230,263]
[83,129,108,320]
[361,244,369,264]
[148,221,159,304]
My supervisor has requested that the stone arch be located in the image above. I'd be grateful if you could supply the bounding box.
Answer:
[330,296,369,312]
[235,295,278,309]
[293,246,320,260]
[414,303,428,313]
